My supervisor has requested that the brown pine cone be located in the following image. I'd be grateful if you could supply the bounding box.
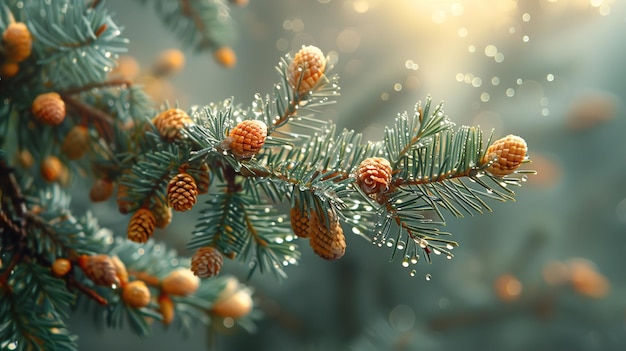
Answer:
[194,162,211,194]
[61,125,89,160]
[152,49,185,77]
[309,209,346,260]
[161,268,200,296]
[191,246,223,278]
[355,157,393,198]
[40,156,64,182]
[127,208,156,243]
[78,254,121,287]
[481,135,528,177]
[289,45,327,95]
[89,178,114,202]
[214,46,237,68]
[116,183,135,214]
[167,173,198,211]
[151,201,172,229]
[51,258,72,278]
[228,120,267,159]
[32,92,66,126]
[110,255,129,287]
[152,108,193,141]
[158,294,175,325]
[290,205,310,238]
[2,22,32,63]
[122,280,151,308]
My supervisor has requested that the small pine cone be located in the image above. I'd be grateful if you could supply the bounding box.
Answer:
[195,162,211,194]
[214,46,237,68]
[309,210,346,260]
[1,62,19,78]
[212,288,253,319]
[110,255,129,287]
[32,92,66,126]
[289,45,327,95]
[2,22,32,63]
[152,49,185,77]
[152,108,193,141]
[89,178,114,202]
[228,120,267,159]
[116,183,135,214]
[191,246,223,278]
[127,208,156,243]
[355,157,393,197]
[161,268,200,296]
[40,156,64,182]
[167,173,198,212]
[51,258,72,278]
[158,294,175,325]
[15,149,34,169]
[78,254,121,287]
[61,125,89,160]
[152,202,172,229]
[481,135,528,177]
[122,280,151,308]
[290,205,310,238]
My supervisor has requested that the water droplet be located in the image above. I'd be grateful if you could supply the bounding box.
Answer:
[386,238,395,248]
[521,175,528,182]
[396,241,405,250]
[409,270,417,277]
[425,274,432,281]
[446,244,454,250]
[401,257,410,268]
[446,255,453,260]
[433,249,441,255]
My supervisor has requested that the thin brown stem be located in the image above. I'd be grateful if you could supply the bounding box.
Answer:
[61,79,131,96]
[61,94,115,142]
[67,275,108,305]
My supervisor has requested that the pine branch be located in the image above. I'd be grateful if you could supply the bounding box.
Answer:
[142,0,235,52]
[25,0,128,88]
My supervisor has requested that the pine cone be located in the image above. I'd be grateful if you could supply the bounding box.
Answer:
[309,209,346,260]
[152,49,185,77]
[355,157,393,197]
[122,280,151,308]
[116,183,135,214]
[152,108,193,141]
[110,255,129,287]
[151,201,172,229]
[89,178,114,202]
[194,162,211,194]
[51,258,72,278]
[167,173,198,211]
[161,268,200,296]
[290,205,310,238]
[289,45,327,95]
[127,208,156,243]
[32,92,66,126]
[481,135,528,177]
[158,294,175,325]
[61,125,89,160]
[214,46,237,68]
[228,120,267,159]
[78,254,121,287]
[191,246,223,278]
[1,62,19,78]
[40,156,64,182]
[2,22,32,63]
[212,287,253,319]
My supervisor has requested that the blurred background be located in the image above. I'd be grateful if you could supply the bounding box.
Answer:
[71,0,626,350]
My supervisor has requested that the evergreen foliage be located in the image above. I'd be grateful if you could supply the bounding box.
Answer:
[0,0,533,349]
